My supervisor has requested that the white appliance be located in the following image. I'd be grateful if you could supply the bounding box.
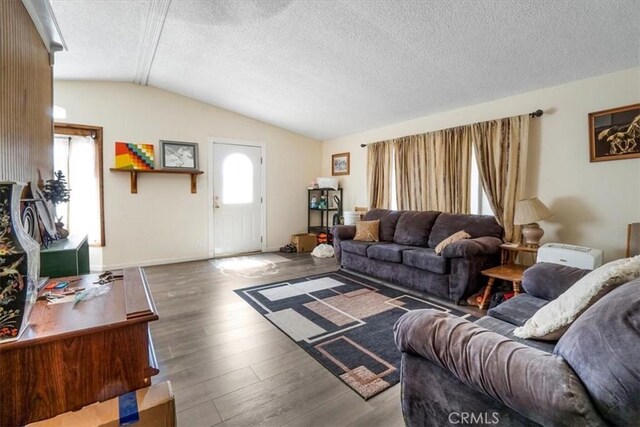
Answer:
[537,243,603,270]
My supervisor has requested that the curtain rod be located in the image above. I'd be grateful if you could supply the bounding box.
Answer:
[359,109,544,147]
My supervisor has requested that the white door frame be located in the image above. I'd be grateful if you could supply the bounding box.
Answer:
[208,138,267,258]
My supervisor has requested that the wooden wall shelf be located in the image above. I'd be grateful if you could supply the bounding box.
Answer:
[110,168,204,194]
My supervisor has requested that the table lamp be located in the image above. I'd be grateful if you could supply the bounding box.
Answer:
[514,197,552,247]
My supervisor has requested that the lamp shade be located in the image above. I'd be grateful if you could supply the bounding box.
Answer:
[514,197,552,225]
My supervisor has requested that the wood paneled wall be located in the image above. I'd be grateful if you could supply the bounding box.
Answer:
[0,0,53,183]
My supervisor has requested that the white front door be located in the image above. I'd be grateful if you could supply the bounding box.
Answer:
[212,143,263,256]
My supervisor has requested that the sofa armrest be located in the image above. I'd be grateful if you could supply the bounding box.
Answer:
[331,225,356,264]
[394,310,606,426]
[331,225,356,240]
[441,236,502,259]
[522,262,591,301]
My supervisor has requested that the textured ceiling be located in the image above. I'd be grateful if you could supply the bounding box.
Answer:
[52,0,640,140]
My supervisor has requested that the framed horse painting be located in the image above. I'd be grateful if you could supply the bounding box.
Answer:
[589,103,640,162]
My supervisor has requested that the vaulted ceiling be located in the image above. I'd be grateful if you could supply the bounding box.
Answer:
[51,0,640,140]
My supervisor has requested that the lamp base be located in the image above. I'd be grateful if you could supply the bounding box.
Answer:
[521,223,544,248]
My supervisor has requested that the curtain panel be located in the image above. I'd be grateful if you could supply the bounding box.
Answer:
[365,114,529,243]
[471,115,529,243]
[394,130,471,213]
[367,140,393,209]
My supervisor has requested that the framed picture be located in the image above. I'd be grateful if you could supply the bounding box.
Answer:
[160,140,199,170]
[332,152,350,176]
[589,103,640,162]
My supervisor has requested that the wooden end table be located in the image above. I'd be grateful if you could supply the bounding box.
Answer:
[499,243,538,265]
[479,264,528,310]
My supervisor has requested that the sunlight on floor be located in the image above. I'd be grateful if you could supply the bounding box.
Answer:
[217,258,271,271]
[211,254,291,278]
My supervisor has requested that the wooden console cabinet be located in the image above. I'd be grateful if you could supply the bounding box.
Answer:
[0,268,159,426]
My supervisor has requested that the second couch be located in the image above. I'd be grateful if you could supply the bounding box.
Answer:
[332,208,504,303]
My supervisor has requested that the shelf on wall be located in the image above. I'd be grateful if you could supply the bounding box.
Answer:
[109,168,204,194]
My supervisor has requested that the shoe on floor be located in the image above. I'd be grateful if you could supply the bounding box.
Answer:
[279,243,297,253]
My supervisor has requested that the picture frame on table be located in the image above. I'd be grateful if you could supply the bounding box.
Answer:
[589,103,640,162]
[332,152,350,176]
[160,140,199,170]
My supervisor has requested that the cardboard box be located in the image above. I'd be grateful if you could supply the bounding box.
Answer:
[28,382,176,427]
[291,233,318,252]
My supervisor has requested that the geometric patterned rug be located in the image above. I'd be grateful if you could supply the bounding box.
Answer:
[235,269,477,399]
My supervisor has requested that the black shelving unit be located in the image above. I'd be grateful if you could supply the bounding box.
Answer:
[308,187,343,245]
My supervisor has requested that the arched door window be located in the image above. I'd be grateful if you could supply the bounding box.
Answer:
[222,153,253,204]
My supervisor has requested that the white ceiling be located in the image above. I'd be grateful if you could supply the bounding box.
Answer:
[51,0,640,140]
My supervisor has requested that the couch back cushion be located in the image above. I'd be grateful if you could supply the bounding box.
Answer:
[363,209,404,242]
[393,211,441,246]
[554,278,640,426]
[427,213,502,248]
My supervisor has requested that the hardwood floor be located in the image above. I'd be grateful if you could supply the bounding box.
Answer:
[146,252,438,427]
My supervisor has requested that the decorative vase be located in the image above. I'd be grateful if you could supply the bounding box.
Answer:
[0,182,40,342]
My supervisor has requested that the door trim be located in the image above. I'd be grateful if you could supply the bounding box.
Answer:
[208,138,267,258]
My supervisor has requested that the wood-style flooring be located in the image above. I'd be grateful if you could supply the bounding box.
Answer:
[145,252,473,427]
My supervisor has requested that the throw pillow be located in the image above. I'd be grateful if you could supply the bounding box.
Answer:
[353,220,380,242]
[434,230,471,255]
[514,255,640,341]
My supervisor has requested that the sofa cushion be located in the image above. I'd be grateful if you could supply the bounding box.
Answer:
[487,294,548,327]
[554,278,640,426]
[363,209,404,242]
[367,243,414,263]
[522,262,591,301]
[514,256,640,340]
[403,248,447,274]
[474,316,555,353]
[392,211,441,246]
[341,240,381,256]
[428,213,502,248]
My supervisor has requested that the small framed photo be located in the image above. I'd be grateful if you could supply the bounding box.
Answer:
[589,103,640,162]
[332,152,350,176]
[160,140,199,170]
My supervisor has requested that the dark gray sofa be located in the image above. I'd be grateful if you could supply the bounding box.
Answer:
[332,209,503,303]
[394,262,640,426]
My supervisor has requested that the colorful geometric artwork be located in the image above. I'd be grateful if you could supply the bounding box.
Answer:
[114,142,155,170]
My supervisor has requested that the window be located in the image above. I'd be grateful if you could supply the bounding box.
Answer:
[470,150,494,215]
[53,124,105,246]
[222,153,253,204]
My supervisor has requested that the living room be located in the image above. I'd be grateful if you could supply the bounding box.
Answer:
[1,0,639,426]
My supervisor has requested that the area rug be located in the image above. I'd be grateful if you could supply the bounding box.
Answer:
[235,270,477,399]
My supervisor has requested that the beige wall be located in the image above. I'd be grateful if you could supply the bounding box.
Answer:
[322,67,640,261]
[55,81,322,270]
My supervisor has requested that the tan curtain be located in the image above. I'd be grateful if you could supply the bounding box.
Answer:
[394,134,425,210]
[471,115,529,242]
[394,128,471,213]
[367,141,392,209]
